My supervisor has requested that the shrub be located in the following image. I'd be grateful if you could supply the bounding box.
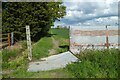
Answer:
[66,48,119,78]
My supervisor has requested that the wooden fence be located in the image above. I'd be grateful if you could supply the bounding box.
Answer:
[0,32,14,49]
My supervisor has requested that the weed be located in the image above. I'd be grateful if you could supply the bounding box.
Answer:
[66,48,119,78]
[20,40,27,49]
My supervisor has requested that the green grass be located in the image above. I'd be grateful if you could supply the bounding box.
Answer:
[4,48,118,78]
[0,50,2,61]
[32,37,53,60]
[2,48,22,69]
[2,40,28,70]
[51,28,69,39]
[2,48,73,78]
[0,51,2,79]
[4,68,73,78]
[51,28,69,53]
[66,48,119,78]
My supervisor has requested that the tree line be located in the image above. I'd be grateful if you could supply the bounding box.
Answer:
[2,2,66,41]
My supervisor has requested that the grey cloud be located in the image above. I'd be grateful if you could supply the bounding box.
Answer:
[60,12,117,25]
[56,1,118,26]
[76,2,99,14]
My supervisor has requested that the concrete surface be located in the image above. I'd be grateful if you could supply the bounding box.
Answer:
[28,51,79,72]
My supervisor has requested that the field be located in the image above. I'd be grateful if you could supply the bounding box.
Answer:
[1,28,119,78]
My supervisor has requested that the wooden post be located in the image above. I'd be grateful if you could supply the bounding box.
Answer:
[11,32,14,45]
[8,33,10,47]
[26,25,32,61]
[106,26,109,49]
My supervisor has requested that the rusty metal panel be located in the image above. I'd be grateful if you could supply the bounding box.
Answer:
[69,26,119,54]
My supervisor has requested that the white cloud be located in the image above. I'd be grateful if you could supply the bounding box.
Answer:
[54,1,118,27]
[63,0,119,2]
[77,16,118,26]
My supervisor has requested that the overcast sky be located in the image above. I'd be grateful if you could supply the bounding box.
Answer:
[54,0,119,27]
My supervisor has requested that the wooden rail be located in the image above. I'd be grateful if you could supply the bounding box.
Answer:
[0,32,14,49]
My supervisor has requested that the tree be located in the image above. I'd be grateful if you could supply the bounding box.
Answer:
[2,2,66,41]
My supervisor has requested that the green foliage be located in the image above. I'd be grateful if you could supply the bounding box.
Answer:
[2,2,66,41]
[32,37,53,60]
[66,49,119,78]
[57,47,67,53]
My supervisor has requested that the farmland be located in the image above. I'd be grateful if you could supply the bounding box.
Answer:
[1,28,119,78]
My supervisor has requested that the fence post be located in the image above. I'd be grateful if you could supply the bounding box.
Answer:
[106,26,109,49]
[8,33,10,47]
[26,25,32,61]
[11,32,14,45]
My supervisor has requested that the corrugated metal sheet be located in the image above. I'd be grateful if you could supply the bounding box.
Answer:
[69,26,119,54]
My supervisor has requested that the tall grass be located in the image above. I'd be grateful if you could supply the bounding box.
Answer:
[2,48,21,69]
[2,40,28,70]
[66,48,119,78]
